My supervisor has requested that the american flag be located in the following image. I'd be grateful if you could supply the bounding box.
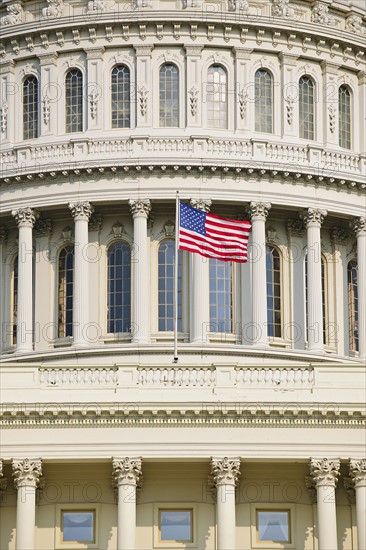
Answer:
[179,201,251,263]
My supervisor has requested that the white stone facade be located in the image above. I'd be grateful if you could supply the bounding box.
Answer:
[0,0,365,548]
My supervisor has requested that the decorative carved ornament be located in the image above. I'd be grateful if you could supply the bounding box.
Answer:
[330,227,349,245]
[0,460,7,495]
[285,96,294,125]
[1,3,23,26]
[42,95,50,125]
[35,218,52,237]
[129,199,151,217]
[188,86,198,117]
[111,222,124,237]
[87,0,105,11]
[346,14,365,35]
[88,87,99,119]
[68,202,94,221]
[138,86,148,117]
[210,457,241,487]
[164,220,175,237]
[328,103,336,133]
[343,477,356,504]
[272,0,295,19]
[89,214,103,232]
[190,198,211,212]
[238,89,248,120]
[349,458,366,488]
[0,102,8,134]
[42,0,63,18]
[311,2,336,26]
[309,458,340,488]
[112,457,143,487]
[12,459,43,489]
[12,208,39,228]
[300,208,327,227]
[351,217,366,237]
[247,202,271,221]
[0,227,8,243]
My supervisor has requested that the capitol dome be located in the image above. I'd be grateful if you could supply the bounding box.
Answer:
[0,0,365,548]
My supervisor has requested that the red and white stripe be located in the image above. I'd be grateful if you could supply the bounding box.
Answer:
[179,213,251,263]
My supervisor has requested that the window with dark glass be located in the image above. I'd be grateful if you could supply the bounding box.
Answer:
[207,65,228,129]
[65,69,83,133]
[159,64,179,127]
[255,69,273,133]
[58,245,74,338]
[23,76,38,140]
[111,65,131,128]
[299,76,315,140]
[158,239,182,331]
[209,259,232,333]
[339,85,351,149]
[305,255,328,345]
[107,241,131,333]
[266,245,282,338]
[12,256,18,345]
[348,259,358,352]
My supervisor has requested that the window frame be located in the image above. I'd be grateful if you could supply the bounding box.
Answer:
[304,253,330,348]
[106,239,132,336]
[254,68,274,134]
[206,64,228,129]
[11,254,18,347]
[57,244,74,341]
[250,504,295,549]
[209,258,235,339]
[157,62,181,129]
[266,244,283,341]
[65,68,84,134]
[22,74,39,140]
[298,75,315,141]
[347,258,358,354]
[157,238,183,334]
[154,504,197,548]
[110,64,131,129]
[55,505,99,549]
[338,84,352,150]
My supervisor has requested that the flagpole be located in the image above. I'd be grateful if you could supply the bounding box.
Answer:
[173,191,179,363]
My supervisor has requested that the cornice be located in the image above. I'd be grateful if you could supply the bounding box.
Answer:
[1,404,365,429]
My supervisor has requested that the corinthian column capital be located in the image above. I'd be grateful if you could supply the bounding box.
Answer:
[309,458,340,488]
[11,208,39,228]
[190,198,212,212]
[112,457,143,487]
[129,199,151,218]
[301,208,327,227]
[12,458,42,489]
[210,457,241,487]
[247,202,271,221]
[68,201,94,221]
[349,458,366,488]
[351,217,366,237]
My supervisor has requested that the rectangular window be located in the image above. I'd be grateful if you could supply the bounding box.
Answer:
[257,510,290,543]
[61,511,95,543]
[159,509,193,543]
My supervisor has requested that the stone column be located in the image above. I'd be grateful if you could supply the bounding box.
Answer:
[349,458,366,550]
[12,459,42,550]
[189,199,211,344]
[308,458,340,550]
[11,208,39,353]
[351,217,366,360]
[112,457,142,550]
[330,227,349,356]
[301,208,327,353]
[129,199,151,343]
[0,227,7,355]
[38,53,58,137]
[34,218,53,352]
[69,202,94,347]
[247,202,271,347]
[210,457,240,550]
[358,72,366,161]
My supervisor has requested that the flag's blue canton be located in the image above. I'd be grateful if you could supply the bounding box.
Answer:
[180,202,206,235]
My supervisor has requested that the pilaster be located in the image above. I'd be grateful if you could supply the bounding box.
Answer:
[351,217,366,360]
[38,53,58,137]
[134,45,153,128]
[321,61,340,147]
[0,60,15,145]
[85,48,105,131]
[279,53,299,139]
[185,46,203,128]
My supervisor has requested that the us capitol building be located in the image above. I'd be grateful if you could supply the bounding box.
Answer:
[0,0,365,547]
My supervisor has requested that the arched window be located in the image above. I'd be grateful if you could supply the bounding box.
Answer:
[255,69,273,133]
[111,65,131,128]
[209,259,232,333]
[266,245,282,338]
[339,85,351,149]
[23,76,38,140]
[158,240,182,331]
[305,255,328,345]
[107,241,131,333]
[159,64,179,127]
[299,76,315,140]
[58,245,74,338]
[207,65,228,129]
[65,69,83,133]
[348,259,358,352]
[12,256,18,345]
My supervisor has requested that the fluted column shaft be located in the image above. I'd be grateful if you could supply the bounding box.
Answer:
[12,459,42,550]
[11,208,38,353]
[349,459,366,550]
[352,218,366,360]
[211,457,240,550]
[112,457,142,550]
[69,202,93,347]
[309,458,340,550]
[302,209,327,353]
[190,199,211,343]
[248,202,271,347]
[129,200,151,343]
